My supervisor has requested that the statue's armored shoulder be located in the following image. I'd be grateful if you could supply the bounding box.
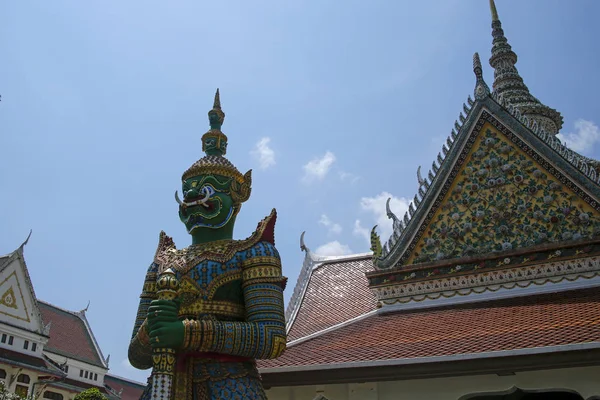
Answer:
[243,208,278,248]
[153,231,178,274]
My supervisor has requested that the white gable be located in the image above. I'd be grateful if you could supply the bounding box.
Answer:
[0,249,45,334]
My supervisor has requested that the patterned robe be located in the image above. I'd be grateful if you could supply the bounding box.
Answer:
[128,211,287,400]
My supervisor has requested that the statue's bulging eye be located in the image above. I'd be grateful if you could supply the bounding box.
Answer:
[201,186,215,197]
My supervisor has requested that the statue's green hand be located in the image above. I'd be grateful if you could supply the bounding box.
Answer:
[149,320,184,349]
[147,299,179,330]
[147,299,183,349]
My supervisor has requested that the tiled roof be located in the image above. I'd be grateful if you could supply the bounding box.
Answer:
[260,288,600,369]
[38,302,105,368]
[48,378,111,396]
[0,347,54,372]
[104,375,146,400]
[287,255,377,342]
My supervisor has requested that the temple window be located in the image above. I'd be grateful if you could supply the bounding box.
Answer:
[23,340,29,350]
[43,391,64,400]
[15,374,31,398]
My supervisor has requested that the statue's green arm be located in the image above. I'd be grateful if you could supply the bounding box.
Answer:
[127,261,158,369]
[182,241,287,359]
[128,232,173,369]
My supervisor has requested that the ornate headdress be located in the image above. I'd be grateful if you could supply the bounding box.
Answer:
[181,90,252,203]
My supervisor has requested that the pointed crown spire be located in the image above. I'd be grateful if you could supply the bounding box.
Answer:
[487,0,563,134]
[209,89,225,130]
[201,88,229,156]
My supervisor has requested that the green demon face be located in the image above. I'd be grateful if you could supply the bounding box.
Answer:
[177,174,237,234]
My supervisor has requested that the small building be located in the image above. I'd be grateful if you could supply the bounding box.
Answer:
[259,2,600,399]
[0,237,145,400]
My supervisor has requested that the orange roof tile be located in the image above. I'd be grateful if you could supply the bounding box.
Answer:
[39,302,105,368]
[105,375,146,400]
[261,288,600,369]
[287,256,377,342]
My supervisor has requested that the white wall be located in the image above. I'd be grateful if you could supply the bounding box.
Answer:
[265,366,600,400]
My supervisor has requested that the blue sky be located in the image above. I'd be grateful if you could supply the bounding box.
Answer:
[2,0,600,383]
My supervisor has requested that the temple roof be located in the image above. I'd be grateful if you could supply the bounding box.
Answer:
[261,1,600,385]
[104,374,146,400]
[286,255,376,342]
[0,232,48,336]
[46,378,114,398]
[374,70,600,271]
[260,287,600,377]
[0,346,58,374]
[38,301,108,369]
[284,233,375,342]
[372,3,600,271]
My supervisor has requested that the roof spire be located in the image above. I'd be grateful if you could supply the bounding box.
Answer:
[489,0,499,21]
[488,1,563,135]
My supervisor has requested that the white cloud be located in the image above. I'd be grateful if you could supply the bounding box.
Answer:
[315,241,352,256]
[302,151,336,183]
[358,192,410,242]
[318,214,342,235]
[339,171,360,184]
[557,119,600,155]
[353,219,370,246]
[250,137,276,170]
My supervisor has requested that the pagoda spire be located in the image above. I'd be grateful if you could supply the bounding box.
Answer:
[489,0,499,21]
[488,0,563,135]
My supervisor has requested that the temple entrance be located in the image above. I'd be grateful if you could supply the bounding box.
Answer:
[463,387,584,400]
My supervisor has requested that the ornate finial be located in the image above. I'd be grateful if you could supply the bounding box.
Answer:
[473,52,491,100]
[417,166,426,187]
[300,231,308,252]
[43,321,52,336]
[18,229,33,250]
[370,226,382,258]
[386,198,404,233]
[489,0,499,21]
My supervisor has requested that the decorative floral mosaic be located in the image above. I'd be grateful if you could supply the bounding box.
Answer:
[407,124,600,265]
